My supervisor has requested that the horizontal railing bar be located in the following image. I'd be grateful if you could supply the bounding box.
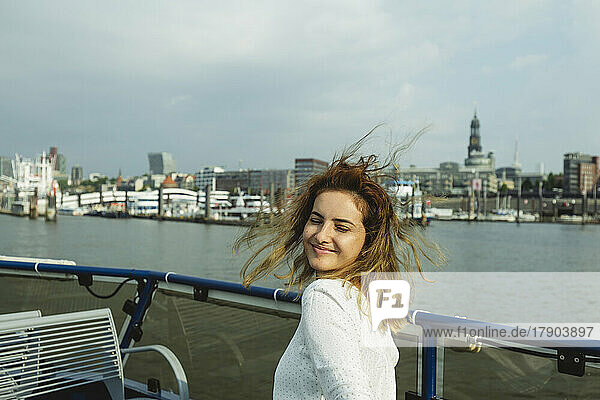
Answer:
[1,258,599,362]
[411,310,600,356]
[0,259,301,303]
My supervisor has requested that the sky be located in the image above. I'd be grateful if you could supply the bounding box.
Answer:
[2,1,599,177]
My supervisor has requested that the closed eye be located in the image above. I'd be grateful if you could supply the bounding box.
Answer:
[335,225,350,232]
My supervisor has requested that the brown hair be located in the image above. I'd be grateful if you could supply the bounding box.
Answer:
[234,127,444,331]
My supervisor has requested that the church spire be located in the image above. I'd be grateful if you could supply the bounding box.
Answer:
[468,110,482,158]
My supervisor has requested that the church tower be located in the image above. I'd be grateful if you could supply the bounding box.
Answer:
[468,110,482,157]
[465,108,495,171]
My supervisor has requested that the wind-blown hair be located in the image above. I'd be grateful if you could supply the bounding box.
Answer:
[234,126,445,331]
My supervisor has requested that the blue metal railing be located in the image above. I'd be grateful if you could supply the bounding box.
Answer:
[1,258,599,399]
[0,259,301,352]
[0,259,300,302]
[410,310,600,399]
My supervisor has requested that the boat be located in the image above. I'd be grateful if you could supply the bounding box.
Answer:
[58,205,88,216]
[560,214,584,224]
[388,180,432,226]
[130,195,159,216]
[0,255,598,399]
[485,209,516,222]
[453,211,473,221]
[427,207,453,221]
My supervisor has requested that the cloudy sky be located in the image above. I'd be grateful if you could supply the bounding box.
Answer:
[2,1,599,177]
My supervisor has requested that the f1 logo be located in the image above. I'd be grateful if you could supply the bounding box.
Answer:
[368,280,411,331]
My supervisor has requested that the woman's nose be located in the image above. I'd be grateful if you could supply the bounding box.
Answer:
[315,222,333,243]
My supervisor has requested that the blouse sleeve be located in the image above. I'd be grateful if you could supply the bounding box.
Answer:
[301,284,376,400]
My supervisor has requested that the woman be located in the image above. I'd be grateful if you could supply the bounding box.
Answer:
[236,131,443,399]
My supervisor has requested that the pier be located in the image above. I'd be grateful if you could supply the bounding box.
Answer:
[2,187,599,225]
[427,192,599,224]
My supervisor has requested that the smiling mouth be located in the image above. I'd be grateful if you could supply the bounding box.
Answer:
[311,243,337,254]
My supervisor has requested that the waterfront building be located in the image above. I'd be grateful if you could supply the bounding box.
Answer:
[195,166,225,192]
[497,178,515,191]
[396,164,497,195]
[148,174,166,189]
[175,174,196,190]
[115,171,136,191]
[13,152,55,194]
[49,147,67,176]
[71,165,83,186]
[248,169,294,195]
[148,152,176,175]
[495,167,520,183]
[464,111,496,172]
[216,170,250,193]
[161,176,178,188]
[215,169,295,194]
[458,111,496,194]
[563,152,599,194]
[495,141,545,191]
[495,140,543,191]
[294,158,328,188]
[395,165,443,194]
[0,156,14,179]
[518,171,546,189]
[88,173,107,182]
[100,183,116,192]
[395,112,498,195]
[0,156,16,192]
[133,177,145,191]
[117,180,135,192]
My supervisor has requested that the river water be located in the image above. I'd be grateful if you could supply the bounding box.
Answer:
[1,214,599,322]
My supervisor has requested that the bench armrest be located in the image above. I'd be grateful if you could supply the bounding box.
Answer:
[121,345,189,400]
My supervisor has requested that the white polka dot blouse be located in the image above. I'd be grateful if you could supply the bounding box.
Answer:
[273,278,399,399]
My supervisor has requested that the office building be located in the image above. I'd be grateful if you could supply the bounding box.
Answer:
[294,158,328,188]
[71,165,83,186]
[563,153,599,194]
[48,147,67,176]
[174,174,196,190]
[396,164,497,195]
[248,169,294,194]
[0,156,14,179]
[148,152,177,175]
[216,170,250,193]
[195,167,225,192]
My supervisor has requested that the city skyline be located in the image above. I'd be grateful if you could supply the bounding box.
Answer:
[0,115,585,180]
[2,2,600,175]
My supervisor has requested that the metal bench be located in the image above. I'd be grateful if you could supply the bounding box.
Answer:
[0,308,189,400]
[0,311,42,323]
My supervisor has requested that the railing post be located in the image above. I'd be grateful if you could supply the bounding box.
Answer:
[421,332,437,399]
[120,278,158,353]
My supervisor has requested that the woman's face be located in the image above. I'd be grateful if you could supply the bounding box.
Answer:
[303,190,366,276]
